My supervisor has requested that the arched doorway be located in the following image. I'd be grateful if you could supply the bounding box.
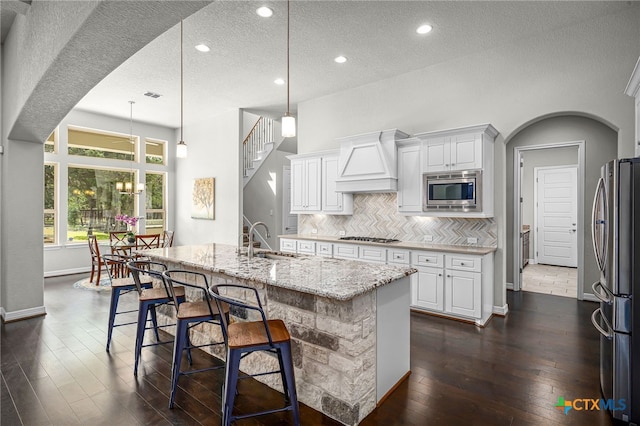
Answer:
[505,114,618,299]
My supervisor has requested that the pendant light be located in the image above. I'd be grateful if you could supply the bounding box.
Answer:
[176,20,188,158]
[117,101,144,195]
[281,0,296,138]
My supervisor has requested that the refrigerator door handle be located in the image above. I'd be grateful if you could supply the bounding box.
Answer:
[591,308,613,340]
[591,177,607,272]
[592,281,613,304]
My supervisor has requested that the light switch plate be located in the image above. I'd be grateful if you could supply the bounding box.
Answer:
[423,235,433,242]
[311,228,318,234]
[339,230,346,236]
[467,237,478,244]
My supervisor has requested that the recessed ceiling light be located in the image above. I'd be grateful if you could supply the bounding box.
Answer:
[195,44,210,52]
[256,6,273,18]
[274,78,285,85]
[334,56,347,64]
[416,24,433,35]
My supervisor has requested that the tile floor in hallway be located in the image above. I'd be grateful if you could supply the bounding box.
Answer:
[522,263,578,298]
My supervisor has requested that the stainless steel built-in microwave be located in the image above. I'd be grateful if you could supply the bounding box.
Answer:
[423,170,482,212]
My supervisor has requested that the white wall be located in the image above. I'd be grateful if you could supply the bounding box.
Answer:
[297,7,640,309]
[43,109,176,276]
[175,109,242,246]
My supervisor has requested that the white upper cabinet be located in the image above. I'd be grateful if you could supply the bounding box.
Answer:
[397,140,422,213]
[290,156,321,213]
[322,153,353,214]
[417,125,496,173]
[625,57,640,157]
[288,151,353,215]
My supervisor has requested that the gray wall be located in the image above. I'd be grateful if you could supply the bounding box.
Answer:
[521,147,579,247]
[243,150,293,249]
[506,116,618,297]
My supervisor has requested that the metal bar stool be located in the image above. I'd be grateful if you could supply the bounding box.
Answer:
[162,270,230,408]
[128,260,186,376]
[209,284,300,425]
[102,254,153,352]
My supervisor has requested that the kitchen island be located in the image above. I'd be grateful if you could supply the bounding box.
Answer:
[140,243,415,425]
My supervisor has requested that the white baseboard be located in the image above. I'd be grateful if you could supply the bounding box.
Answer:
[44,267,91,278]
[506,282,514,290]
[528,259,537,265]
[1,305,46,322]
[582,293,599,303]
[493,304,509,316]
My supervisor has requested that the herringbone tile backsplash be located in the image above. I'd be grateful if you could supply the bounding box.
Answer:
[299,193,497,247]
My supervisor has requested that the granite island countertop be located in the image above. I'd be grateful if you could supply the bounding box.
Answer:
[280,234,497,255]
[139,243,416,301]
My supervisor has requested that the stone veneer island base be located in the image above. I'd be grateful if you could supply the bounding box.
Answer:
[140,244,415,425]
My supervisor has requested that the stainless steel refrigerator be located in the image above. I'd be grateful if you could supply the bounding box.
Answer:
[591,158,640,424]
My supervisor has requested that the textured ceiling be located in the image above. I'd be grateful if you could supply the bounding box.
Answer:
[73,0,636,129]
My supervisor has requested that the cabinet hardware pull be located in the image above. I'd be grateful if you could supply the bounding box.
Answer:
[460,262,465,266]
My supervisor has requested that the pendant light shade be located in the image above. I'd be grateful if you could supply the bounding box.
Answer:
[176,141,188,158]
[281,0,296,138]
[282,114,296,138]
[177,20,188,158]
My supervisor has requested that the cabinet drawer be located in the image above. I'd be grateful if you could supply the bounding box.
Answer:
[359,246,387,263]
[280,239,296,253]
[317,242,333,257]
[334,244,359,259]
[446,254,482,273]
[411,251,444,268]
[297,241,316,254]
[388,249,411,265]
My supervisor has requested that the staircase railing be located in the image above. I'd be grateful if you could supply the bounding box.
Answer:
[243,117,275,177]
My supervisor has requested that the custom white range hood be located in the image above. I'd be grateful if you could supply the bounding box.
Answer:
[335,129,409,193]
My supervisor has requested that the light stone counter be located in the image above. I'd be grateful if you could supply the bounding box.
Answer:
[281,234,497,255]
[141,243,414,425]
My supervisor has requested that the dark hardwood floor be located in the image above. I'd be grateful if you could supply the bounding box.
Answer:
[1,274,613,425]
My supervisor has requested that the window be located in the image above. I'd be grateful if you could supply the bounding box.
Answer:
[145,172,165,235]
[67,126,136,161]
[67,166,137,242]
[146,138,166,165]
[44,163,56,244]
[45,129,56,153]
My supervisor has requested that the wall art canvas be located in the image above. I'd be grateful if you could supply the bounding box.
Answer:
[191,177,215,220]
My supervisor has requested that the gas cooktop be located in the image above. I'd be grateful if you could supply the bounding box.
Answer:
[339,236,400,243]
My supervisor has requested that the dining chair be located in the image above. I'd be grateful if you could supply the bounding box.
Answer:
[127,260,185,376]
[102,253,153,352]
[109,231,128,254]
[88,235,112,285]
[135,234,161,250]
[209,283,300,425]
[162,270,229,408]
[162,230,175,248]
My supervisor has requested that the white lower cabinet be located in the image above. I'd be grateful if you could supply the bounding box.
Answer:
[278,237,493,325]
[410,251,491,325]
[316,242,333,257]
[444,269,481,318]
[280,238,296,253]
[411,266,444,311]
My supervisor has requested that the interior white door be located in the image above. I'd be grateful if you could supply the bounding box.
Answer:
[282,166,297,234]
[536,166,578,267]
